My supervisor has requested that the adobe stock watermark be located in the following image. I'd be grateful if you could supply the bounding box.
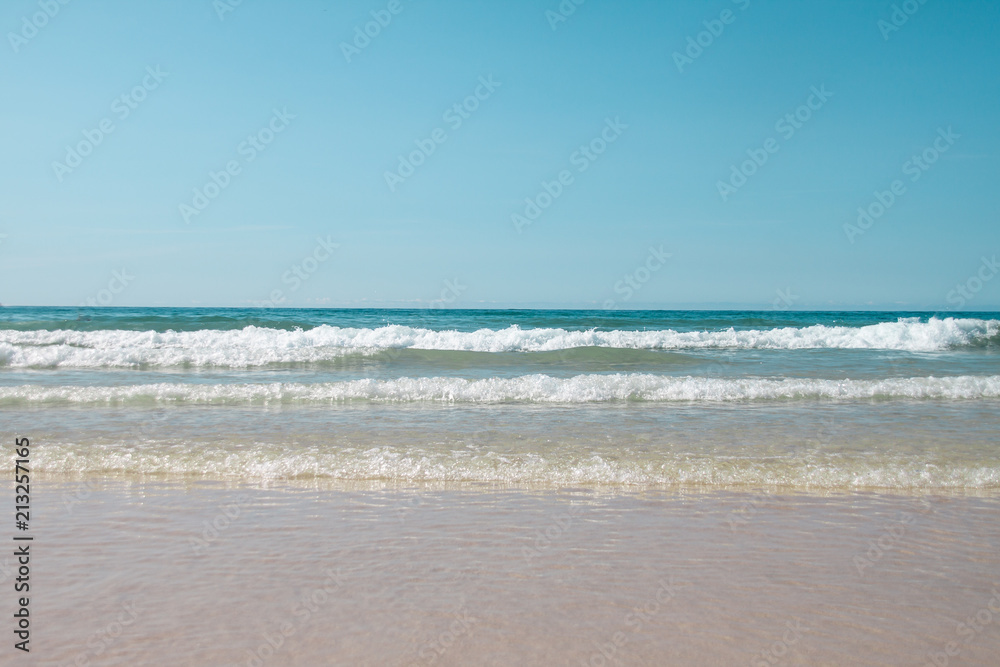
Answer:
[61,600,142,667]
[771,287,798,310]
[726,492,769,530]
[717,84,833,202]
[852,513,915,577]
[602,245,671,310]
[426,278,467,310]
[878,0,931,41]
[545,0,586,31]
[395,494,423,524]
[214,0,246,21]
[852,499,930,577]
[79,268,135,307]
[384,75,502,192]
[750,619,809,666]
[62,480,99,515]
[228,566,347,667]
[581,577,678,667]
[340,0,406,63]
[179,108,295,224]
[407,602,478,667]
[52,66,169,183]
[673,0,751,74]
[522,503,584,560]
[511,117,628,233]
[946,255,998,310]
[254,235,339,309]
[7,0,72,54]
[843,126,958,244]
[924,586,1000,667]
[189,494,253,555]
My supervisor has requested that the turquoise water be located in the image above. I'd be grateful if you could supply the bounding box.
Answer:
[2,307,998,489]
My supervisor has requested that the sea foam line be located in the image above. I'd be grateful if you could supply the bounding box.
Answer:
[30,441,1000,489]
[2,374,999,405]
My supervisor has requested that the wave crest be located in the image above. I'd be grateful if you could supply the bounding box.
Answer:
[0,317,995,368]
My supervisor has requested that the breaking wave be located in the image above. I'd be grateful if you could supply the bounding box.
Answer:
[3,374,999,406]
[0,317,995,368]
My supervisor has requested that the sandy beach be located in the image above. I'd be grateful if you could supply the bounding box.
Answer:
[15,477,1000,666]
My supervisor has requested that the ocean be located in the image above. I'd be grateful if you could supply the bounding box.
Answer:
[3,307,998,491]
[6,307,1000,664]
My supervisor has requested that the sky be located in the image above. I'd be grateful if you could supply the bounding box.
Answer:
[1,0,998,310]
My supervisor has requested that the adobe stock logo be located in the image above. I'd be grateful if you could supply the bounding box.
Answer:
[511,117,627,233]
[672,0,751,74]
[213,0,245,21]
[946,255,998,310]
[716,85,833,202]
[7,0,72,54]
[384,76,501,192]
[179,108,295,224]
[843,127,958,244]
[545,0,586,31]
[340,0,407,63]
[79,269,135,307]
[603,245,671,310]
[52,66,169,182]
[427,279,467,310]
[255,236,339,309]
[878,0,931,40]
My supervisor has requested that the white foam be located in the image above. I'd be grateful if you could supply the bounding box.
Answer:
[4,374,999,405]
[31,440,1000,490]
[0,318,996,368]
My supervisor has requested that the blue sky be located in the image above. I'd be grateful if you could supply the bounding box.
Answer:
[1,0,998,309]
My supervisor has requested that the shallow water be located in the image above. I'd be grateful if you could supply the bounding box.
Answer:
[8,400,999,490]
[2,308,999,492]
[15,479,1000,666]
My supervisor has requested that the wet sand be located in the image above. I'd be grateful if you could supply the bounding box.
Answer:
[14,478,1000,666]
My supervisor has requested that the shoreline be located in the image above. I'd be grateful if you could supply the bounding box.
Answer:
[34,472,1000,498]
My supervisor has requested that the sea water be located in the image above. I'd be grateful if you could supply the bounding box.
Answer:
[2,307,997,491]
[6,307,1000,664]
